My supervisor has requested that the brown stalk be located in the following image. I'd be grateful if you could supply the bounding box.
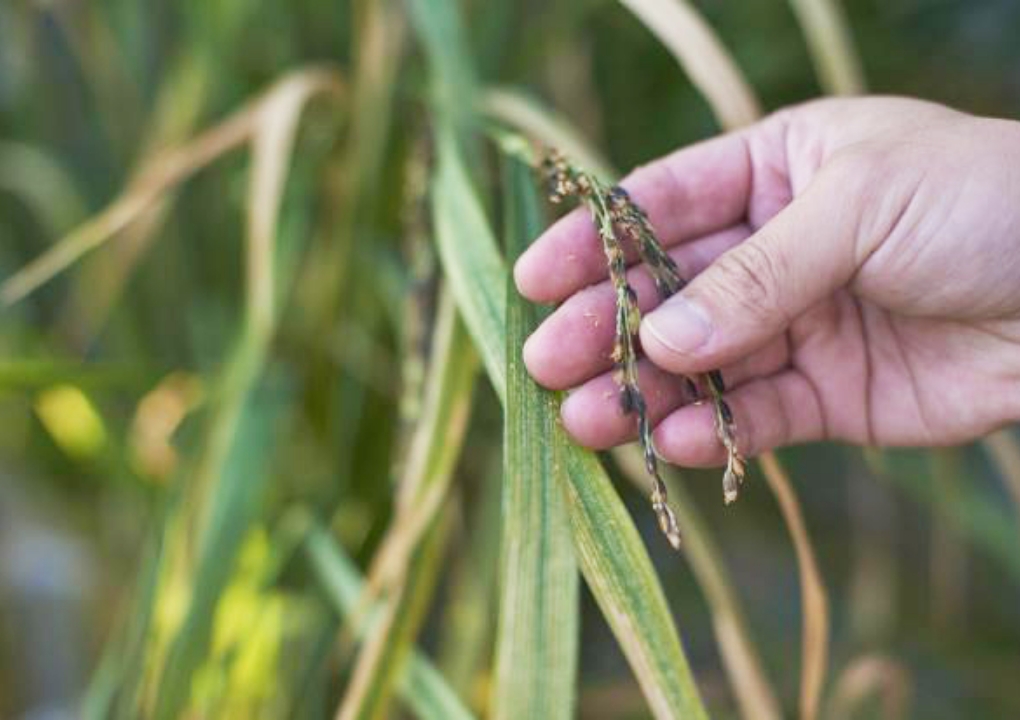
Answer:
[0,67,345,307]
[982,429,1020,546]
[825,654,912,720]
[759,452,829,720]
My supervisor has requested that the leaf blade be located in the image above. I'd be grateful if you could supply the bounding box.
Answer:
[760,453,830,720]
[491,158,579,720]
[304,523,477,720]
[562,444,708,720]
[617,0,760,130]
[335,290,478,720]
[408,1,710,716]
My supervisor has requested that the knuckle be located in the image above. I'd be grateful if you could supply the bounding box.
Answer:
[827,143,891,191]
[825,143,906,257]
[710,241,786,320]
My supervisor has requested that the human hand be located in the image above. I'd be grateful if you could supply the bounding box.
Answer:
[514,97,1020,468]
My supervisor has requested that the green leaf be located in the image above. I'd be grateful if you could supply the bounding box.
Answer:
[436,458,502,698]
[432,132,508,400]
[491,157,579,720]
[614,445,782,720]
[154,365,289,720]
[405,0,504,397]
[337,516,449,720]
[304,522,476,720]
[404,0,476,146]
[407,1,710,715]
[561,444,709,719]
[444,136,711,719]
[877,448,1020,585]
[403,0,709,713]
[334,290,478,720]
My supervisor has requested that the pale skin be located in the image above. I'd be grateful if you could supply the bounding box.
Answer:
[514,97,1020,468]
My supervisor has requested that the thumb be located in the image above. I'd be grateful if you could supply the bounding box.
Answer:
[640,162,868,374]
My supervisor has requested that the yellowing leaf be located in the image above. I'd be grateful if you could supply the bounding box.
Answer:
[35,384,107,459]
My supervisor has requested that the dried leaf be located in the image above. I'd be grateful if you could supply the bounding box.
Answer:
[618,0,760,130]
[759,452,829,720]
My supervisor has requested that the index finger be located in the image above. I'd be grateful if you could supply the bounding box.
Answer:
[514,130,753,304]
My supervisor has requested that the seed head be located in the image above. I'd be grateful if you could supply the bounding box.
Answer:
[532,144,748,549]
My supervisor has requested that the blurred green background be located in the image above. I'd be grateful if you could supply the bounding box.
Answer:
[1,0,1019,718]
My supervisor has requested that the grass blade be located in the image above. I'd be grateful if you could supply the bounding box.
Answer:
[335,289,478,720]
[614,446,782,720]
[409,1,710,716]
[485,48,781,719]
[404,0,476,144]
[562,444,708,719]
[494,78,777,717]
[0,68,343,306]
[982,428,1020,544]
[491,157,579,720]
[759,453,830,720]
[480,88,615,179]
[825,654,912,720]
[153,376,289,720]
[303,521,476,720]
[786,0,865,95]
[411,3,709,716]
[406,0,504,391]
[431,133,508,399]
[618,0,760,130]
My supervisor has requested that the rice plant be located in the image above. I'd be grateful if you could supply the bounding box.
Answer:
[2,1,1020,719]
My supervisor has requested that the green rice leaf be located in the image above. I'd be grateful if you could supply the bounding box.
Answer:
[484,75,777,716]
[305,523,475,720]
[408,1,710,717]
[433,143,708,718]
[562,444,709,719]
[436,458,502,698]
[335,290,478,720]
[491,157,579,720]
[432,132,508,400]
[876,449,1020,585]
[153,368,289,720]
[614,445,782,720]
[404,0,476,143]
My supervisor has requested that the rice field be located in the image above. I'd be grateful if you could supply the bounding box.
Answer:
[1,1,1019,718]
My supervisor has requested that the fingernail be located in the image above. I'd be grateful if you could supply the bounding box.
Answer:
[644,295,712,354]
